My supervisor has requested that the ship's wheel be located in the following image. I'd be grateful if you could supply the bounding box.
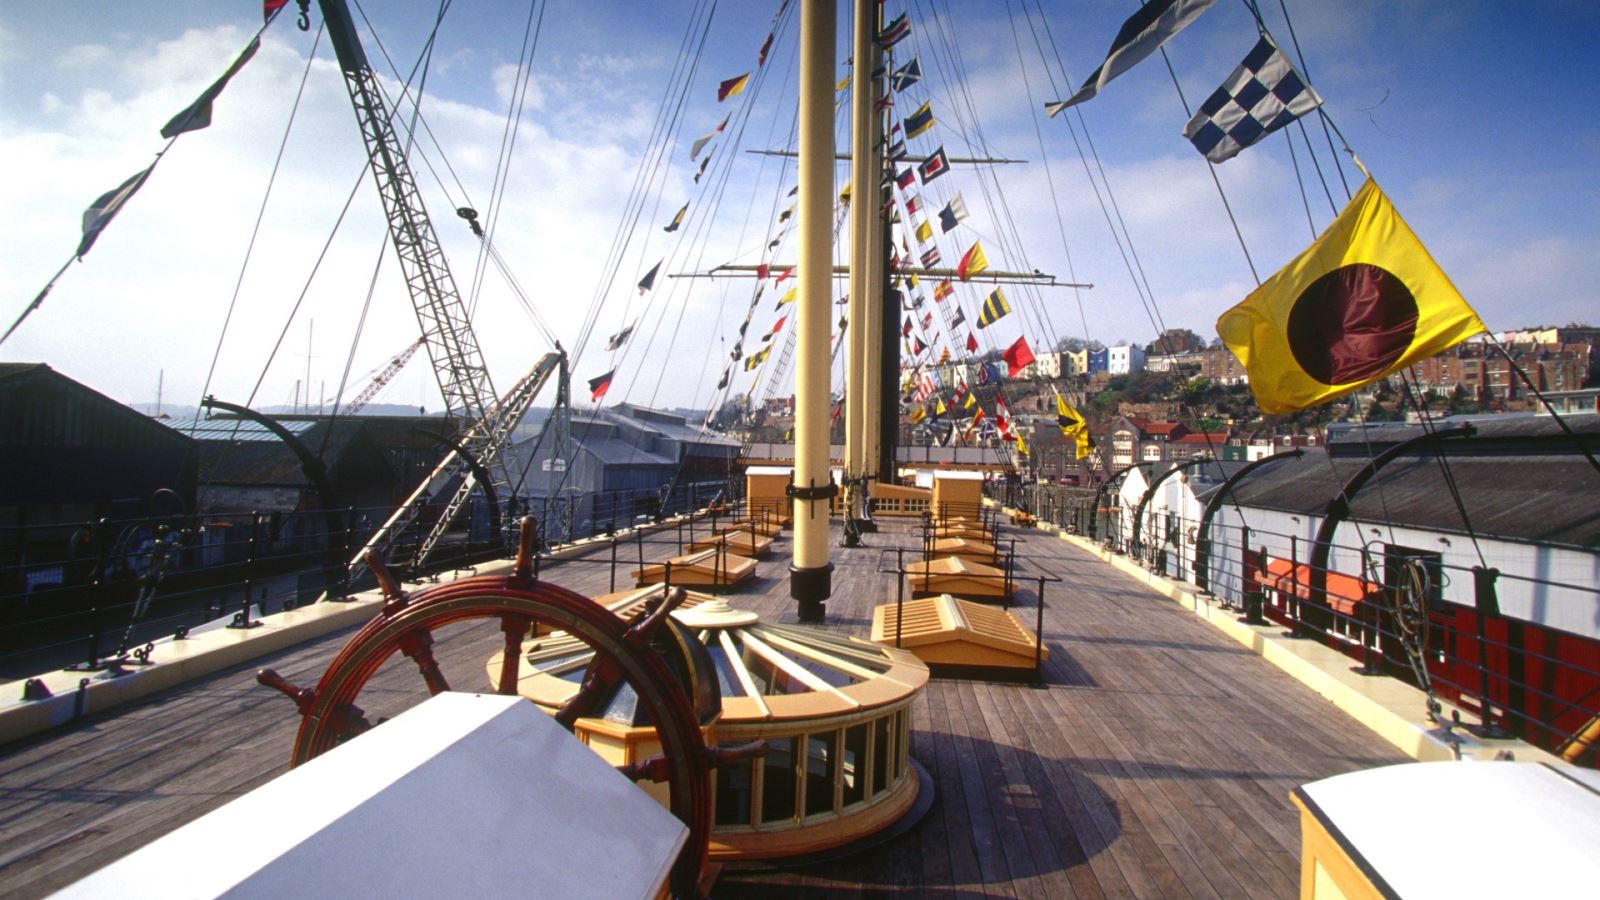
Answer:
[257,519,723,897]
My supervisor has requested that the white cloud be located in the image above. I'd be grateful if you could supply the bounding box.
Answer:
[57,42,113,69]
[1,3,1593,416]
[0,23,671,412]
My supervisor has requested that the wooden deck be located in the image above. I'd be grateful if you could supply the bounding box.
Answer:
[0,518,1404,898]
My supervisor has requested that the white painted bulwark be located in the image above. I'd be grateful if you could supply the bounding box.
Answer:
[1293,761,1600,897]
[55,693,687,900]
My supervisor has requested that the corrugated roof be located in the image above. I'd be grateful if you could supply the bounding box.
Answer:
[1227,449,1600,550]
[1326,414,1600,455]
[186,418,318,443]
[581,439,676,467]
[609,403,740,447]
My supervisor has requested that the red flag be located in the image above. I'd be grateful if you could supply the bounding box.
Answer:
[1002,335,1036,377]
[966,332,979,352]
[775,266,794,285]
[263,0,287,22]
[956,241,988,282]
[587,370,615,402]
[755,262,771,280]
[758,32,774,66]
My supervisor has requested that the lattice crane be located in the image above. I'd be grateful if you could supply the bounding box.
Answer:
[316,0,559,576]
[341,337,425,415]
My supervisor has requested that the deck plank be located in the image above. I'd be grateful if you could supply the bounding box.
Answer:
[0,518,1408,898]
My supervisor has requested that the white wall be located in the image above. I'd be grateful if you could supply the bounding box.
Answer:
[1198,504,1600,642]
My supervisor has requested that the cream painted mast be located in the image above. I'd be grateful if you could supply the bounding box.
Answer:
[845,0,883,539]
[788,0,836,621]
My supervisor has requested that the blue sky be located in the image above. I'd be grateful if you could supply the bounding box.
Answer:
[1,1,1595,413]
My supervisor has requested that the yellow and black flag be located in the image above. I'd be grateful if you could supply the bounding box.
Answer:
[744,346,770,371]
[1056,392,1084,436]
[976,287,1010,329]
[1217,178,1487,414]
[663,202,688,232]
[1056,391,1091,459]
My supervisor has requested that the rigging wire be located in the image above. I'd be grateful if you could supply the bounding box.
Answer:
[1267,0,1352,200]
[525,0,728,504]
[1155,47,1261,285]
[628,5,796,413]
[465,0,545,321]
[1401,368,1490,571]
[1283,129,1318,239]
[571,0,721,369]
[1027,10,1169,357]
[919,0,1058,351]
[317,0,456,459]
[349,0,559,346]
[240,166,368,413]
[1007,1,1092,350]
[192,21,325,430]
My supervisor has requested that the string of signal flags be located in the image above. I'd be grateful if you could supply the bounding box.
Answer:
[1045,0,1489,415]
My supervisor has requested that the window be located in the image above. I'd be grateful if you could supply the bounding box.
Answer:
[803,732,837,817]
[760,737,797,823]
[715,747,754,825]
[871,717,891,797]
[842,724,868,806]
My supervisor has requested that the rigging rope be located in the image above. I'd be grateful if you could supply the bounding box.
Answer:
[192,21,326,433]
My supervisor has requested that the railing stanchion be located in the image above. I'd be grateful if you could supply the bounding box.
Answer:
[610,531,618,593]
[895,547,905,649]
[1472,566,1510,738]
[1034,576,1046,684]
[1243,539,1266,626]
[1288,535,1305,638]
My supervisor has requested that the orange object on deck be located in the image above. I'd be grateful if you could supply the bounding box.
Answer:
[1254,559,1380,615]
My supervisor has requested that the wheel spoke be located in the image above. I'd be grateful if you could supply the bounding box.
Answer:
[497,614,531,695]
[554,657,621,729]
[398,628,451,696]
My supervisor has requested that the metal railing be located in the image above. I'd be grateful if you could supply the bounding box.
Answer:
[0,479,737,679]
[989,480,1600,767]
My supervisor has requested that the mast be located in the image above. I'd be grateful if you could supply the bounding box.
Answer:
[790,0,836,621]
[845,0,881,531]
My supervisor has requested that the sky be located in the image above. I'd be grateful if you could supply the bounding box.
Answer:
[1,0,1596,416]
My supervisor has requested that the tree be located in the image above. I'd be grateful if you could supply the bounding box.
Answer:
[1053,336,1106,353]
[1146,328,1206,355]
[1449,383,1479,415]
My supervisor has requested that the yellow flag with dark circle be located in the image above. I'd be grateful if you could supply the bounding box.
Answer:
[1217,178,1487,415]
[1056,392,1084,436]
[976,287,1010,329]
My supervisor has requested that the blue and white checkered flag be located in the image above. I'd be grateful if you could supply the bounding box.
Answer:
[1184,35,1322,163]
